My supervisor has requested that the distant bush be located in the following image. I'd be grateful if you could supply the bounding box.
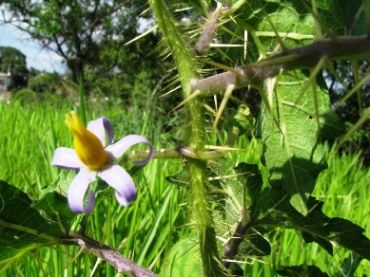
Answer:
[28,72,62,93]
[13,88,38,104]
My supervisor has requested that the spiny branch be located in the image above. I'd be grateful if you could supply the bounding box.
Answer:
[66,235,157,277]
[127,146,241,162]
[192,36,370,94]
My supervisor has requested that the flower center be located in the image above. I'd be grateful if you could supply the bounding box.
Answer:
[65,111,109,171]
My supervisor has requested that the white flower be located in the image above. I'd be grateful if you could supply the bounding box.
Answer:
[52,112,153,213]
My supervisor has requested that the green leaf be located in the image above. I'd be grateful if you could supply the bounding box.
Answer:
[0,181,64,271]
[301,231,333,255]
[323,217,370,259]
[259,72,330,215]
[32,192,75,233]
[318,111,346,142]
[303,199,370,259]
[318,0,366,36]
[258,1,315,48]
[160,239,203,277]
[277,264,329,277]
[257,194,370,260]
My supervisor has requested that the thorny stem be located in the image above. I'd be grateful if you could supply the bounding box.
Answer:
[127,147,231,161]
[149,0,227,276]
[192,36,370,94]
[65,235,157,277]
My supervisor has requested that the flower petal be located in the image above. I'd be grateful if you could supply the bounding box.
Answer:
[87,117,113,146]
[52,147,83,169]
[114,191,130,206]
[68,168,97,213]
[105,135,154,166]
[98,165,136,206]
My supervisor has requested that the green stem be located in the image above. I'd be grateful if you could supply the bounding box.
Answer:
[78,78,87,125]
[149,1,227,276]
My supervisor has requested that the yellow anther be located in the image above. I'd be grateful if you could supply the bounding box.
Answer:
[65,111,109,171]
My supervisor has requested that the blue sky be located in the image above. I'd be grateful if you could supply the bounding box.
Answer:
[0,24,65,73]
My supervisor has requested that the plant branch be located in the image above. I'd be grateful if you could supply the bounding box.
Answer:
[66,235,157,277]
[222,212,252,268]
[192,36,370,94]
[127,146,232,161]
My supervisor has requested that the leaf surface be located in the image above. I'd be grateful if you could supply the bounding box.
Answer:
[0,181,66,270]
[257,192,370,260]
[160,239,202,277]
[260,72,331,215]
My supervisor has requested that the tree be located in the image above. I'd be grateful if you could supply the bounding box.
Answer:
[1,0,149,85]
[0,46,28,88]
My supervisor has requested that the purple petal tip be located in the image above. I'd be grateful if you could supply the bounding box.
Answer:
[69,191,96,213]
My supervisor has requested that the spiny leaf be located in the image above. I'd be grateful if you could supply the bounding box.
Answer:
[259,71,331,215]
[252,2,330,216]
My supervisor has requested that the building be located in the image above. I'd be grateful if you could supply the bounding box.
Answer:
[0,72,11,92]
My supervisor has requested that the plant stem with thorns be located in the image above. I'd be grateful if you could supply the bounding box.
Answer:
[192,36,370,94]
[149,0,228,276]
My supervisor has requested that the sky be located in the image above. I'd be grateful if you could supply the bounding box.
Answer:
[0,24,65,73]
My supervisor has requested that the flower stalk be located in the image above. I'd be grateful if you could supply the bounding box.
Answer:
[149,0,227,276]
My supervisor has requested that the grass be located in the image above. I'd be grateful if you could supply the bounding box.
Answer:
[0,95,369,276]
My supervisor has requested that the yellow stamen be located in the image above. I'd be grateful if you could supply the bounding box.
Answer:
[65,111,109,171]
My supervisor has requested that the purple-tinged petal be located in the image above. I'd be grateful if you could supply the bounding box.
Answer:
[114,191,130,206]
[98,165,136,206]
[68,168,97,213]
[105,135,154,166]
[52,147,83,169]
[87,117,113,146]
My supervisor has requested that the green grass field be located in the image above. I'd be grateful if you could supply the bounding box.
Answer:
[0,95,369,276]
